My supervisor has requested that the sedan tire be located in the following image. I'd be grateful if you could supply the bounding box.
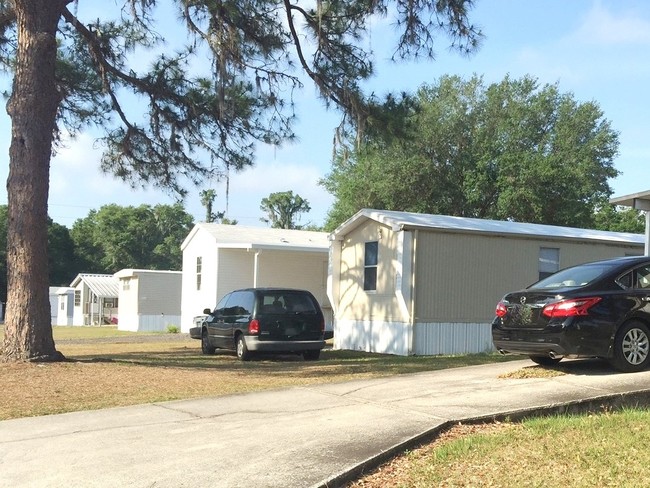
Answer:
[610,320,650,373]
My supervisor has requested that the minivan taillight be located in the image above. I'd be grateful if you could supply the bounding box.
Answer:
[248,319,260,334]
[495,302,508,318]
[542,297,602,318]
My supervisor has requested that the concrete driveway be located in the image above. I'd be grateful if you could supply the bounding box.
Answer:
[2,358,650,488]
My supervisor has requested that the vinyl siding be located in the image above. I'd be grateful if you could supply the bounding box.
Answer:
[414,231,642,323]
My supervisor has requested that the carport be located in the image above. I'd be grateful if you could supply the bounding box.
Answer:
[610,190,650,256]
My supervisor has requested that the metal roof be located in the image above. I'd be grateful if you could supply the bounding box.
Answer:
[70,274,119,298]
[610,190,650,211]
[181,223,329,253]
[331,209,645,246]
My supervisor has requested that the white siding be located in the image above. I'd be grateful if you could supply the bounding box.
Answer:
[181,230,220,332]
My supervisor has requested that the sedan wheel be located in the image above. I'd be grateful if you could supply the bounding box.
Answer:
[610,321,650,373]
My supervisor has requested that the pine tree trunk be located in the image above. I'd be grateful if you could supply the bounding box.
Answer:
[1,1,68,361]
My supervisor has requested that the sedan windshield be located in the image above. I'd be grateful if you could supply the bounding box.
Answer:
[531,263,617,290]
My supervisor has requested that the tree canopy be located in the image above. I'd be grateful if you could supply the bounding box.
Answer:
[260,191,311,229]
[70,203,194,273]
[322,74,620,230]
[1,0,482,361]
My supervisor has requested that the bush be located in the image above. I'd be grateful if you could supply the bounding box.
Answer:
[166,324,180,334]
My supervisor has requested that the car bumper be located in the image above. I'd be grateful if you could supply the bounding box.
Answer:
[189,326,202,340]
[245,337,325,353]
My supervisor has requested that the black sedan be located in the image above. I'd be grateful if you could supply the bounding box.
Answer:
[492,255,650,372]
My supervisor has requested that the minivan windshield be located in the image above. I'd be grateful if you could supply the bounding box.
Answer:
[531,263,617,290]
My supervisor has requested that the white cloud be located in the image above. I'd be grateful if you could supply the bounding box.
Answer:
[571,3,650,45]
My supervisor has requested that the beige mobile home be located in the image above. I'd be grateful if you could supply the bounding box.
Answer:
[114,269,182,332]
[180,223,331,334]
[70,274,119,326]
[328,209,645,356]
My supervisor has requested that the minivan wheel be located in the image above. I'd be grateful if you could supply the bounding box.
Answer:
[236,335,251,361]
[303,349,320,361]
[201,329,215,355]
[610,320,650,373]
[529,355,562,367]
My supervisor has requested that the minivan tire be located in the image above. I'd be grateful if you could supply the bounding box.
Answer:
[201,329,215,355]
[303,349,320,361]
[236,334,252,361]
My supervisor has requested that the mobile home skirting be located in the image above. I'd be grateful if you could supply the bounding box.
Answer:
[413,322,494,356]
[118,314,182,332]
[334,319,412,356]
[335,319,494,356]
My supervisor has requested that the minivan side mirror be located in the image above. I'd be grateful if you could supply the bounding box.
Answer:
[203,308,211,314]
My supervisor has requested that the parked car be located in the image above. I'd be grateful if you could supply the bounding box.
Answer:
[492,256,650,373]
[190,288,326,361]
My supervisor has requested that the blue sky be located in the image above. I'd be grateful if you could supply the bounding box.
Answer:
[0,0,648,228]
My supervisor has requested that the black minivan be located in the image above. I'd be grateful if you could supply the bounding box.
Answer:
[191,288,326,361]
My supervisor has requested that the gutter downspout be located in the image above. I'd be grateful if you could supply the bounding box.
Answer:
[253,249,261,287]
[409,229,418,355]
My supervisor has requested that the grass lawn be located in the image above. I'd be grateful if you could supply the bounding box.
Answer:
[351,409,650,487]
[0,325,515,420]
[4,325,649,486]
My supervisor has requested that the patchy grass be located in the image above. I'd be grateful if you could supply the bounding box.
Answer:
[0,327,516,420]
[351,409,650,487]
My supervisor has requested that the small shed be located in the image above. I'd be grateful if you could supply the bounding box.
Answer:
[328,209,645,356]
[180,223,331,333]
[70,274,119,326]
[114,269,182,332]
[55,287,74,326]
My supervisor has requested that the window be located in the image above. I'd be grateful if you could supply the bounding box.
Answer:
[122,279,130,291]
[74,290,81,307]
[364,241,378,291]
[539,247,560,280]
[196,257,202,291]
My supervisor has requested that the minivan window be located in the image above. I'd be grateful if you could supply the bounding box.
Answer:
[224,290,255,316]
[259,291,317,314]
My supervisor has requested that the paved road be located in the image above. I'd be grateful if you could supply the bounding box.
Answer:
[2,358,650,488]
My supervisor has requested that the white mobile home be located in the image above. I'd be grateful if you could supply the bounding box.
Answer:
[328,209,645,356]
[70,274,119,326]
[114,269,182,332]
[180,223,331,333]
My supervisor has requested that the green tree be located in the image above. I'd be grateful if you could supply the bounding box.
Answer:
[260,191,311,229]
[0,1,481,361]
[593,205,646,234]
[322,74,620,230]
[70,204,194,273]
[0,206,80,310]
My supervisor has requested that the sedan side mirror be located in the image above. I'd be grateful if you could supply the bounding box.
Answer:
[203,308,211,314]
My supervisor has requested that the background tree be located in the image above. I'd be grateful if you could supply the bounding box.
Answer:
[0,1,481,361]
[322,74,620,230]
[200,189,221,223]
[260,191,311,229]
[70,204,194,273]
[593,205,645,234]
[0,206,80,314]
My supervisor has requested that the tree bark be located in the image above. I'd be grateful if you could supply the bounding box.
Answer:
[1,0,69,361]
